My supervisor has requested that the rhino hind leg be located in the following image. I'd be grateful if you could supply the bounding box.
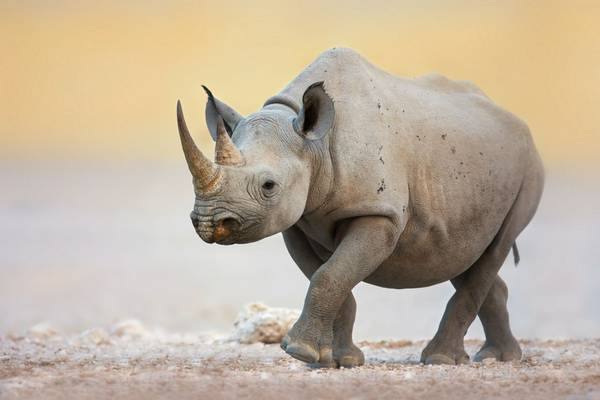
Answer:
[421,240,515,365]
[449,274,522,362]
[472,275,522,362]
[421,162,543,365]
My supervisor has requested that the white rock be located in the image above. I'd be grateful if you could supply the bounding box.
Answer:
[229,303,299,344]
[27,323,59,339]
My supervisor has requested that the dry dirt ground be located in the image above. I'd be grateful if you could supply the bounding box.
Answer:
[1,320,599,400]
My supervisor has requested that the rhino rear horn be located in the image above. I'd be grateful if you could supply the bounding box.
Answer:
[215,116,245,166]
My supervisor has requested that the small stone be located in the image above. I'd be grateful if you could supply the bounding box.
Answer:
[259,372,271,380]
[77,328,111,346]
[110,320,150,339]
[482,357,497,365]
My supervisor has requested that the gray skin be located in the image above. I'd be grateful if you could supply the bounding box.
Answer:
[177,48,544,368]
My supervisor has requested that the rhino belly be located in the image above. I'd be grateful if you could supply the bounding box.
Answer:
[362,221,493,289]
[363,254,470,289]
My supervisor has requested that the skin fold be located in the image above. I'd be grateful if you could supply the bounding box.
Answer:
[177,47,544,367]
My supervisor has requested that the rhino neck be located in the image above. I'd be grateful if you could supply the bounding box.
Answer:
[303,139,335,218]
[262,94,300,114]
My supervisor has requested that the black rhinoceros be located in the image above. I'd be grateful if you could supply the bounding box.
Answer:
[176,48,544,367]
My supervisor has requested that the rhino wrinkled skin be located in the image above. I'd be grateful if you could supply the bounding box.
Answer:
[176,48,544,367]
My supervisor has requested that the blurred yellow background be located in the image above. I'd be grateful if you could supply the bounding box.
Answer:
[1,0,599,167]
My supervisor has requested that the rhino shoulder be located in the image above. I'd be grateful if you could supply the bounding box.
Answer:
[316,47,364,62]
[417,73,489,98]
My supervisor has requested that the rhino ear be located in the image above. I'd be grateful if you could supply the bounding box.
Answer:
[293,81,335,141]
[203,85,243,141]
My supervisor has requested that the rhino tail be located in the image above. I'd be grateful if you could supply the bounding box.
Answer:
[512,242,520,267]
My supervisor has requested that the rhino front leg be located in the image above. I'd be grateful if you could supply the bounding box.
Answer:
[282,217,399,366]
[281,292,364,368]
[332,294,365,368]
[283,226,367,367]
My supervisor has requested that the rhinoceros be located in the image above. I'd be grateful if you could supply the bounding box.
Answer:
[176,48,544,367]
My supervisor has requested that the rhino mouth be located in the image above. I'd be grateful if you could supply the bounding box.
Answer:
[194,225,217,243]
[191,211,247,245]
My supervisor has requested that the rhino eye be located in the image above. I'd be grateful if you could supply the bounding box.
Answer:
[262,180,275,191]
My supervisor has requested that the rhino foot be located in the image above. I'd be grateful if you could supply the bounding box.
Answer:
[421,340,470,365]
[423,352,470,365]
[281,335,364,368]
[282,340,319,363]
[280,316,337,367]
[474,340,522,362]
[333,344,365,368]
[281,335,334,366]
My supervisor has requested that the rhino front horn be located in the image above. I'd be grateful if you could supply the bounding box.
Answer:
[215,117,245,166]
[176,100,222,192]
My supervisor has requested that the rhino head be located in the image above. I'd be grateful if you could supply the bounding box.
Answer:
[177,82,334,245]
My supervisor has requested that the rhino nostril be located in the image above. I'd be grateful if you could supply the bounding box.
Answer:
[212,217,240,242]
[220,217,240,230]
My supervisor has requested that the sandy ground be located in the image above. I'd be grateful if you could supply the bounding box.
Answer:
[1,319,599,400]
